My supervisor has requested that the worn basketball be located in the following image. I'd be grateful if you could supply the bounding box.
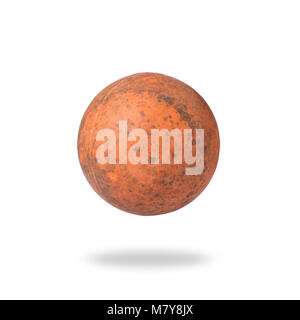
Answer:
[78,73,219,215]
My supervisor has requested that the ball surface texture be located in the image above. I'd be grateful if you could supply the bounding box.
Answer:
[78,73,219,215]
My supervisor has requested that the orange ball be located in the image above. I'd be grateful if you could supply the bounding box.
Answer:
[78,73,220,215]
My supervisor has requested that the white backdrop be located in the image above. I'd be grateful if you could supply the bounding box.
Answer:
[0,1,300,299]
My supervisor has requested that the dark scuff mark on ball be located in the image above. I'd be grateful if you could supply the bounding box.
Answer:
[157,94,175,105]
[173,103,195,129]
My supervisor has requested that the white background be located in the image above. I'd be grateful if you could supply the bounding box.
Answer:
[0,1,300,300]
